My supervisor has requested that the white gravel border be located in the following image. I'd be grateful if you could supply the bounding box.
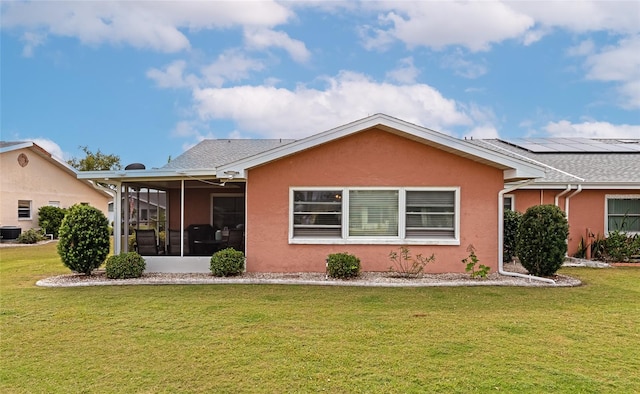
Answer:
[36,269,582,288]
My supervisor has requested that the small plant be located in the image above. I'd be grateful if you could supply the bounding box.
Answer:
[210,248,245,277]
[516,204,569,277]
[388,246,435,277]
[326,252,361,279]
[17,229,45,244]
[105,252,146,279]
[57,204,110,275]
[462,245,490,279]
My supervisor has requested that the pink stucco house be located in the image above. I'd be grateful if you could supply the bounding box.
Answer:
[78,114,639,277]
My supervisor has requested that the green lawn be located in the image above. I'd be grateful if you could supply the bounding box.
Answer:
[1,242,639,393]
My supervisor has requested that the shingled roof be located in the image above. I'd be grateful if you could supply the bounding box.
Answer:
[471,139,640,185]
[162,139,296,170]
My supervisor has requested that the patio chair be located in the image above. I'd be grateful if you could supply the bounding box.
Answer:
[187,224,215,256]
[226,229,244,252]
[135,229,159,255]
[167,229,189,255]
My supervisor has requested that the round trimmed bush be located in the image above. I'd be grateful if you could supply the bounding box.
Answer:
[503,209,522,263]
[57,204,110,275]
[326,252,361,279]
[516,204,569,277]
[105,252,146,279]
[210,248,245,277]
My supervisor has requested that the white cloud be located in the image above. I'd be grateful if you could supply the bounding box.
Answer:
[147,60,198,89]
[191,71,474,138]
[385,57,420,84]
[20,31,46,57]
[1,1,293,53]
[581,35,640,109]
[31,138,66,160]
[361,1,534,52]
[567,40,595,57]
[544,120,640,139]
[244,28,311,63]
[201,50,266,87]
[511,1,640,35]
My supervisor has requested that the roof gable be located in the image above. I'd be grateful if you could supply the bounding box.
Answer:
[217,114,546,182]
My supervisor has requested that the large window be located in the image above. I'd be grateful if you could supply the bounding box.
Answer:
[18,200,31,220]
[291,187,459,244]
[606,195,640,233]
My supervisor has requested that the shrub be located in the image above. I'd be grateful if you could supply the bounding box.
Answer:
[326,252,361,279]
[604,231,640,262]
[388,246,435,277]
[57,204,110,275]
[516,204,569,277]
[210,248,245,277]
[17,229,45,244]
[38,205,67,238]
[503,209,522,263]
[105,252,146,279]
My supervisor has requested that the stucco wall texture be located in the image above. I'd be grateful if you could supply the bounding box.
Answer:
[246,128,505,273]
[1,147,110,230]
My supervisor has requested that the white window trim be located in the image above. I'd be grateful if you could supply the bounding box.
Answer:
[18,200,32,221]
[604,194,640,235]
[504,194,515,211]
[289,187,460,245]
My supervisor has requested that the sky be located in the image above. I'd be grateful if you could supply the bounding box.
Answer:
[1,0,639,169]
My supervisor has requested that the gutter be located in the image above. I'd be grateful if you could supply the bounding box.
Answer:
[498,180,557,285]
[565,184,582,220]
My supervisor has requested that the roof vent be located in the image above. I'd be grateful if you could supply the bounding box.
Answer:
[125,163,146,170]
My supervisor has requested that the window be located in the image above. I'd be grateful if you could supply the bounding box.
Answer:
[49,201,60,207]
[349,190,398,237]
[406,190,455,239]
[212,194,245,230]
[503,195,514,211]
[18,200,31,220]
[290,187,459,244]
[606,195,640,233]
[293,190,342,238]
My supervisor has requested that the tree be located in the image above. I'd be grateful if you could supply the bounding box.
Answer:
[67,146,122,171]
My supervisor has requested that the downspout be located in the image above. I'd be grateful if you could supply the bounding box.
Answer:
[565,184,582,220]
[499,180,556,284]
[555,184,572,207]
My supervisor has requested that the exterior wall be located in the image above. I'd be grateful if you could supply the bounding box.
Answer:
[167,185,245,230]
[512,188,639,256]
[0,147,111,231]
[246,128,505,273]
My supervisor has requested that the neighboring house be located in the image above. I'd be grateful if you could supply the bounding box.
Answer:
[78,114,547,274]
[0,141,112,236]
[471,138,640,256]
[107,190,167,227]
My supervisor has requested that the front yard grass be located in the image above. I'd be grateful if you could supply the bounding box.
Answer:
[1,242,639,393]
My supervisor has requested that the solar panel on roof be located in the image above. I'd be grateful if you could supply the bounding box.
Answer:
[499,137,640,153]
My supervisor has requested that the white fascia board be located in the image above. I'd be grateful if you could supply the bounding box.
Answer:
[217,113,546,180]
[0,141,34,154]
[77,168,220,182]
[517,182,640,190]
